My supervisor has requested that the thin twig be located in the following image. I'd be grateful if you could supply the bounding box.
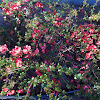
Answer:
[24,83,32,100]
[92,70,98,80]
[7,65,29,74]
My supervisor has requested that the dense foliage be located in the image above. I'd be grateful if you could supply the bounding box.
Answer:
[0,0,100,99]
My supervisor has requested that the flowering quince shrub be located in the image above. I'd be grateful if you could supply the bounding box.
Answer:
[0,0,100,100]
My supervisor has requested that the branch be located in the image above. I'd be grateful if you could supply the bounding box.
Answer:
[24,83,32,100]
[92,70,98,80]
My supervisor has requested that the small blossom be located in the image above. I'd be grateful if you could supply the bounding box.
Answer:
[35,69,42,76]
[65,39,69,43]
[23,45,31,54]
[9,46,22,57]
[70,32,77,38]
[10,31,14,34]
[17,89,24,93]
[39,43,46,53]
[0,44,8,54]
[34,48,39,55]
[2,88,8,93]
[82,85,90,93]
[7,90,15,96]
[95,40,100,46]
[47,67,50,72]
[35,1,43,8]
[89,29,94,34]
[15,58,22,67]
[77,84,80,89]
[85,51,92,59]
[71,79,74,83]
[73,66,77,68]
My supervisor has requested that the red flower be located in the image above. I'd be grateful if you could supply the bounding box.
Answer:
[95,40,100,46]
[35,1,43,8]
[39,43,46,53]
[79,71,87,75]
[85,51,92,59]
[73,66,77,68]
[9,46,22,57]
[65,39,69,43]
[89,28,94,34]
[47,67,50,72]
[71,79,74,83]
[0,44,8,54]
[7,90,15,96]
[80,8,84,13]
[58,45,62,52]
[82,85,90,91]
[23,45,31,54]
[34,48,39,55]
[17,89,24,93]
[89,44,97,53]
[48,39,52,44]
[15,58,22,67]
[70,32,77,38]
[35,69,42,76]
[2,88,8,93]
[54,21,61,27]
[77,84,80,89]
[10,31,14,34]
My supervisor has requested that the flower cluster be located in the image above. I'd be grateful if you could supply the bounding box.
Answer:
[0,0,100,100]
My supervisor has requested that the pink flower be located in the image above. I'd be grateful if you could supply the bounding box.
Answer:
[22,0,29,2]
[77,84,80,89]
[89,28,94,34]
[48,39,52,44]
[17,89,24,93]
[34,48,39,55]
[7,90,15,96]
[10,31,14,34]
[41,49,45,53]
[71,79,74,83]
[23,45,31,54]
[27,89,31,94]
[39,43,46,53]
[65,39,69,43]
[73,66,77,68]
[79,71,87,75]
[2,88,8,93]
[89,44,97,52]
[5,65,12,72]
[55,17,63,21]
[16,1,21,6]
[85,44,90,51]
[54,21,61,27]
[51,41,56,45]
[23,49,28,54]
[15,58,22,67]
[32,33,36,38]
[44,60,48,64]
[70,32,77,38]
[6,10,13,15]
[85,51,92,59]
[95,40,100,46]
[82,85,90,93]
[43,28,48,33]
[47,67,50,72]
[35,1,43,8]
[0,44,8,54]
[9,46,22,57]
[35,69,42,76]
[80,8,84,13]
[58,45,62,52]
[81,49,84,53]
